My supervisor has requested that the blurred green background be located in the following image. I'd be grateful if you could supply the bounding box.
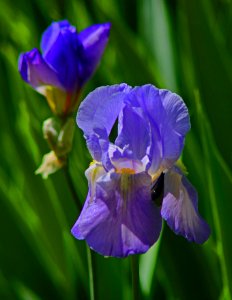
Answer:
[1,0,232,299]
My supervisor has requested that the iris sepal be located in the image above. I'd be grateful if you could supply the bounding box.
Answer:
[161,167,211,243]
[72,166,162,257]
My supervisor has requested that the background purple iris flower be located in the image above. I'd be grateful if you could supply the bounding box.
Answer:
[72,84,211,258]
[18,20,110,115]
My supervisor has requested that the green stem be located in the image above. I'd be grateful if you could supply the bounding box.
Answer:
[131,255,140,300]
[87,246,95,300]
[195,90,231,299]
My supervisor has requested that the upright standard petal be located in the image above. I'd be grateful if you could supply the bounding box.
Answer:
[161,167,210,244]
[78,23,111,85]
[115,105,151,162]
[18,48,61,89]
[77,84,131,160]
[41,20,75,54]
[127,85,165,175]
[41,20,81,90]
[128,85,190,173]
[160,89,190,136]
[72,169,162,257]
[159,89,190,166]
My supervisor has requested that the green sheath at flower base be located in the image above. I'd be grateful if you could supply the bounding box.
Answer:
[56,117,75,157]
[43,117,60,150]
[35,151,65,179]
[36,117,75,179]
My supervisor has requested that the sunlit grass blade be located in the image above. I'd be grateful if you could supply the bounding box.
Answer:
[139,0,177,91]
[13,282,42,300]
[194,90,232,299]
[139,229,163,297]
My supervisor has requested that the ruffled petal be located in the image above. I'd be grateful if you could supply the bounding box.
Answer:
[127,85,164,174]
[128,85,190,173]
[160,89,190,136]
[161,167,210,244]
[78,23,111,85]
[72,169,162,257]
[159,89,190,166]
[77,84,131,161]
[41,20,81,90]
[18,48,62,89]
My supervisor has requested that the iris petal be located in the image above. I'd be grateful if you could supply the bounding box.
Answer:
[127,85,164,174]
[127,85,190,173]
[18,48,61,89]
[41,20,74,55]
[160,89,190,136]
[159,89,190,166]
[41,21,81,90]
[72,169,162,257]
[77,84,131,161]
[115,105,151,162]
[78,23,111,85]
[161,167,210,244]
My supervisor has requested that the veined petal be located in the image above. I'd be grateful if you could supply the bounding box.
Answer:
[41,20,81,90]
[159,89,190,166]
[127,85,164,174]
[77,84,131,160]
[18,48,62,89]
[85,130,107,162]
[77,84,130,136]
[160,89,190,136]
[78,23,111,85]
[161,167,210,244]
[115,105,151,162]
[128,85,190,173]
[72,170,162,257]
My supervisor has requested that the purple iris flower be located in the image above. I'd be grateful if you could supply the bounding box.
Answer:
[18,20,111,116]
[71,84,211,258]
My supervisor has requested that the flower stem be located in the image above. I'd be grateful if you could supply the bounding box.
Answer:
[87,246,95,300]
[131,255,140,300]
